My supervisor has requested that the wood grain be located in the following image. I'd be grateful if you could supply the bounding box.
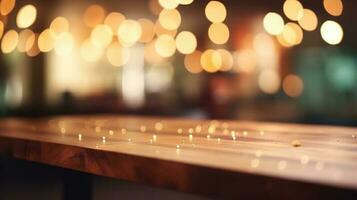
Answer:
[0,115,357,199]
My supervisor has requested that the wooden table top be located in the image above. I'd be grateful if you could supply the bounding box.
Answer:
[0,115,357,199]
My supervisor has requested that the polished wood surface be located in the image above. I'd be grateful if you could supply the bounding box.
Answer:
[0,115,357,199]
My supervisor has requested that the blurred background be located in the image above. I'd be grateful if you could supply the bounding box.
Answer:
[0,0,356,126]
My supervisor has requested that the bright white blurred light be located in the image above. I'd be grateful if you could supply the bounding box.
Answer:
[320,20,343,45]
[122,45,145,108]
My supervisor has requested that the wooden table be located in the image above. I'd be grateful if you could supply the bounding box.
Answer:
[0,115,357,199]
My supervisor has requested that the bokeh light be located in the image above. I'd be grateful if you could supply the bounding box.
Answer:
[320,20,343,45]
[50,17,70,35]
[118,20,142,47]
[159,9,181,30]
[258,69,281,94]
[0,0,15,16]
[323,0,343,16]
[298,9,318,31]
[283,74,304,97]
[106,41,130,67]
[263,12,284,35]
[26,34,40,57]
[184,50,203,74]
[201,49,222,73]
[38,29,56,52]
[80,39,103,62]
[205,1,226,23]
[0,21,4,39]
[283,0,303,21]
[138,18,155,43]
[159,0,179,9]
[218,49,233,71]
[54,32,75,56]
[155,34,176,57]
[175,31,197,54]
[281,22,303,46]
[104,12,125,34]
[16,4,37,28]
[146,62,174,93]
[83,4,106,27]
[176,0,194,5]
[17,29,35,52]
[1,30,18,53]
[91,24,113,48]
[208,23,229,45]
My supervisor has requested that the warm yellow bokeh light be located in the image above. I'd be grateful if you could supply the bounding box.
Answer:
[50,17,70,35]
[154,20,177,37]
[54,32,74,55]
[159,0,179,9]
[91,24,113,48]
[1,30,18,53]
[283,74,304,97]
[258,69,281,94]
[184,50,203,74]
[201,49,222,73]
[283,0,303,21]
[106,42,130,67]
[38,29,56,52]
[17,29,35,52]
[218,49,233,71]
[26,34,40,57]
[263,12,284,35]
[282,22,303,46]
[323,0,343,16]
[320,20,343,45]
[104,12,125,34]
[0,0,15,16]
[16,4,37,28]
[83,4,106,27]
[80,39,103,62]
[118,20,142,47]
[159,9,181,30]
[155,34,176,57]
[205,1,227,23]
[208,23,229,45]
[0,21,4,39]
[176,0,194,5]
[276,33,294,48]
[138,18,155,43]
[175,31,197,54]
[298,9,318,31]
